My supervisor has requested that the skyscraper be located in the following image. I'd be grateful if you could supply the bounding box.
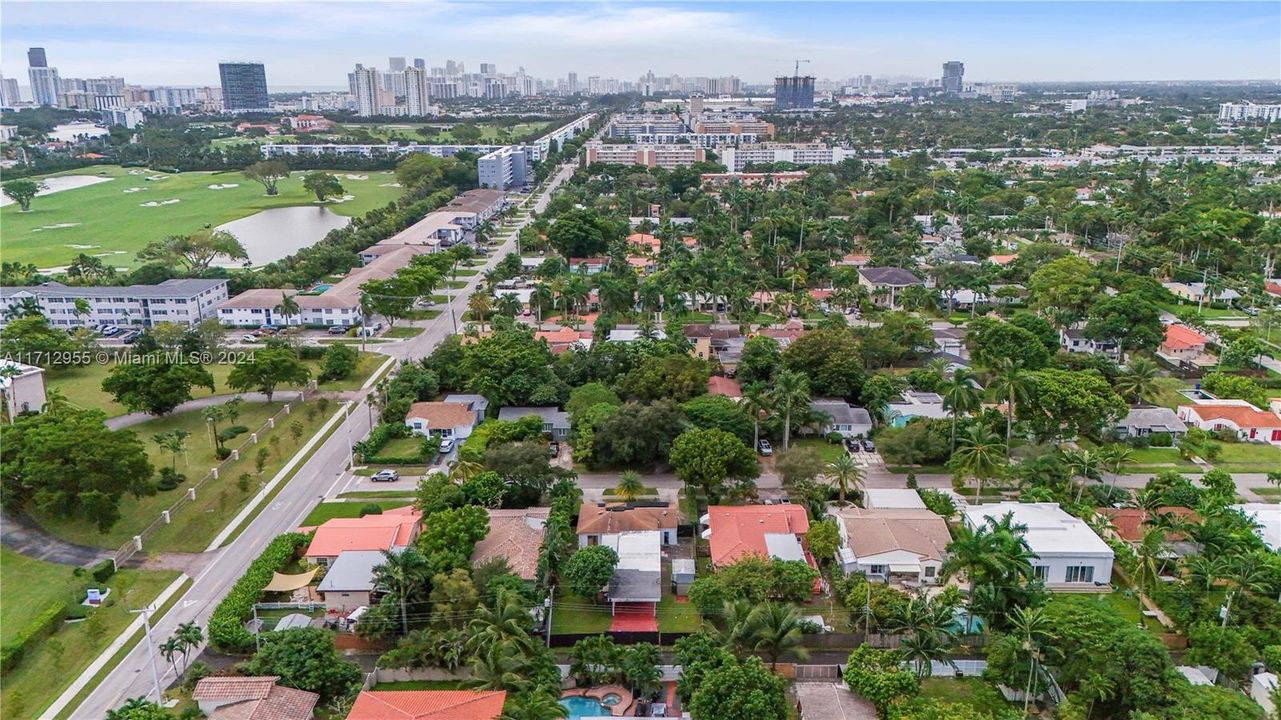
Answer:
[352,64,381,117]
[27,47,47,68]
[0,76,20,106]
[27,47,60,106]
[404,66,431,116]
[942,61,965,94]
[774,75,815,110]
[413,58,426,70]
[388,57,407,72]
[479,63,497,76]
[566,72,579,93]
[218,62,269,111]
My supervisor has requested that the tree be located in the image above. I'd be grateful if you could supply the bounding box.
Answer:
[746,602,811,669]
[736,336,781,385]
[989,358,1034,451]
[565,382,621,419]
[1115,356,1161,404]
[275,293,301,326]
[428,568,480,628]
[467,589,537,658]
[614,470,646,501]
[769,369,811,449]
[373,546,431,635]
[669,428,760,504]
[681,394,753,444]
[105,698,172,720]
[687,656,789,720]
[805,519,840,565]
[417,505,489,575]
[153,429,190,471]
[2,178,44,212]
[940,368,981,451]
[243,628,362,701]
[242,160,290,196]
[617,353,710,403]
[1,406,155,532]
[1027,256,1098,323]
[843,645,920,717]
[562,545,619,599]
[1020,368,1127,442]
[948,425,1005,499]
[136,229,248,274]
[227,348,311,401]
[780,328,864,398]
[0,315,76,367]
[302,171,344,201]
[546,208,617,258]
[102,356,216,416]
[468,291,493,332]
[620,643,662,698]
[318,343,359,383]
[825,453,864,506]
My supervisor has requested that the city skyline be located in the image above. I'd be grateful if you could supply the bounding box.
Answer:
[2,1,1278,89]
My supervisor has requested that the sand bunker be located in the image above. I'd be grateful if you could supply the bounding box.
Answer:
[379,182,402,188]
[31,223,81,232]
[140,199,182,207]
[343,174,369,180]
[123,187,145,193]
[325,194,356,204]
[0,175,113,207]
[207,183,240,190]
[65,244,100,249]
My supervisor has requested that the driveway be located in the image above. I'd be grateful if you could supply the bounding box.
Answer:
[105,391,305,430]
[1,510,111,567]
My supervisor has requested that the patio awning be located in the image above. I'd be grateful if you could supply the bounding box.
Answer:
[263,568,318,593]
[889,563,922,574]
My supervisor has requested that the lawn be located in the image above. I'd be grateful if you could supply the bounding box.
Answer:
[551,592,611,634]
[1125,446,1196,468]
[45,352,383,416]
[383,326,424,339]
[0,560,180,719]
[1211,442,1281,472]
[917,678,1013,716]
[791,438,848,464]
[336,121,552,144]
[3,166,405,269]
[1150,377,1192,410]
[1159,302,1247,321]
[0,548,87,645]
[30,399,334,551]
[1060,592,1165,633]
[300,500,413,526]
[657,594,701,633]
[1251,487,1281,498]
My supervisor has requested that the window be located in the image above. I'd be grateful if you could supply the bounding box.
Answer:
[923,566,936,578]
[1033,566,1049,581]
[1065,566,1094,583]
[868,564,887,575]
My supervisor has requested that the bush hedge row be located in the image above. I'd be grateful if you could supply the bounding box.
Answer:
[1,601,68,674]
[208,532,311,653]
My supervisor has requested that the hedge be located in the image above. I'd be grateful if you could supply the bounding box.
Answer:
[1,601,68,674]
[208,532,311,653]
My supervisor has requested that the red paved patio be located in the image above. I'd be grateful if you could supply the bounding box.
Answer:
[609,602,657,632]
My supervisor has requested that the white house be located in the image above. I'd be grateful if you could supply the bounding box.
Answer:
[0,360,47,420]
[888,391,949,427]
[857,267,922,308]
[1231,504,1280,552]
[1178,400,1281,445]
[2,279,228,329]
[863,489,928,510]
[1059,326,1119,360]
[1114,406,1187,440]
[810,399,874,438]
[403,401,478,441]
[830,507,952,585]
[963,502,1114,587]
[601,530,662,615]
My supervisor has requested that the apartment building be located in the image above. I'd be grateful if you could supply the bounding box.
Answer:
[718,143,859,171]
[478,145,532,190]
[691,117,775,137]
[1219,103,1281,123]
[584,142,706,169]
[606,112,688,138]
[0,279,228,329]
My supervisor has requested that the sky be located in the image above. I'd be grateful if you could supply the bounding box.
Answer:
[2,1,1278,89]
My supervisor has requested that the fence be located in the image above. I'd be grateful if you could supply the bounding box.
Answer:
[111,383,319,569]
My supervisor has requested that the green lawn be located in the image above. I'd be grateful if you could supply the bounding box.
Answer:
[0,548,88,645]
[383,326,424,339]
[1159,302,1247,321]
[336,121,551,144]
[1211,442,1281,472]
[917,678,1013,716]
[551,592,611,634]
[1056,592,1165,634]
[300,500,413,526]
[657,594,701,633]
[338,489,419,499]
[0,560,180,719]
[378,436,427,457]
[30,399,334,551]
[315,351,385,392]
[1125,446,1196,468]
[1151,377,1192,410]
[791,438,848,464]
[1251,487,1281,498]
[3,166,405,269]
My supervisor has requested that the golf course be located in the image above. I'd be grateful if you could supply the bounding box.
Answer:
[2,165,407,271]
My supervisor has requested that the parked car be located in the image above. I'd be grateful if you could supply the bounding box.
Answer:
[548,441,560,457]
[120,331,139,345]
[101,326,121,337]
[842,437,860,451]
[241,334,258,343]
[438,438,455,454]
[327,325,349,335]
[371,469,400,482]
[757,439,773,456]
[861,439,876,452]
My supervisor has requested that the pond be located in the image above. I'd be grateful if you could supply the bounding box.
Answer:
[215,205,351,267]
[48,122,109,142]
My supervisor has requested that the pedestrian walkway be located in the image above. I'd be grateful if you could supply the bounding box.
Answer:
[105,391,305,430]
[1,510,111,567]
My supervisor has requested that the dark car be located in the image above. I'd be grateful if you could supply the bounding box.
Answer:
[861,439,876,452]
[757,439,773,456]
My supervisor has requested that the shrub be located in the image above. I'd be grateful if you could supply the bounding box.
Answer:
[208,532,311,653]
[359,503,383,517]
[297,345,326,360]
[91,559,117,583]
[214,446,232,460]
[1149,431,1172,447]
[217,425,250,443]
[1,601,68,674]
[157,467,186,491]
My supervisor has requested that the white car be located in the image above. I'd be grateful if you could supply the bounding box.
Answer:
[241,334,258,343]
[438,438,455,454]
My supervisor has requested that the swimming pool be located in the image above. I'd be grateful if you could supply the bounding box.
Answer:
[561,695,608,719]
[310,283,333,293]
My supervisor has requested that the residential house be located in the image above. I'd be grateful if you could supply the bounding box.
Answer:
[0,360,46,419]
[707,376,742,399]
[317,550,386,612]
[1252,673,1278,717]
[1060,326,1120,360]
[829,507,952,585]
[1095,507,1200,552]
[567,257,609,274]
[810,398,873,438]
[702,504,813,569]
[602,530,662,615]
[441,394,489,425]
[303,507,421,566]
[346,690,506,720]
[577,501,679,547]
[1157,324,1215,368]
[862,489,928,510]
[932,327,968,361]
[963,503,1114,587]
[193,676,318,720]
[496,406,570,439]
[1177,400,1281,445]
[857,267,922,308]
[404,401,478,441]
[1114,406,1187,440]
[471,508,550,581]
[888,391,949,427]
[1231,504,1280,551]
[608,326,666,343]
[1162,281,1241,305]
[535,326,592,354]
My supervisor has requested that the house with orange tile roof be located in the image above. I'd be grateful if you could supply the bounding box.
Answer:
[471,508,550,581]
[1157,324,1214,367]
[194,676,318,720]
[578,501,680,546]
[535,326,592,353]
[707,376,742,399]
[345,689,506,720]
[303,506,422,566]
[701,504,813,569]
[1094,507,1199,543]
[988,254,1018,266]
[626,232,661,252]
[1177,400,1281,445]
[403,401,477,441]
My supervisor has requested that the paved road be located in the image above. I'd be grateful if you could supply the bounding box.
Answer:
[1,510,112,566]
[73,163,580,718]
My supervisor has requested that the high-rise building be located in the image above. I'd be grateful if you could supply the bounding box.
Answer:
[351,64,381,117]
[388,57,407,72]
[405,66,432,116]
[87,76,126,96]
[218,62,269,111]
[445,60,459,76]
[942,61,965,94]
[27,47,60,106]
[479,63,496,76]
[566,72,579,94]
[413,58,426,70]
[0,76,20,106]
[773,75,815,110]
[27,47,47,68]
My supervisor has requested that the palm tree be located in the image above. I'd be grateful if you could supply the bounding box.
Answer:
[825,453,864,506]
[1133,527,1169,597]
[1220,555,1271,627]
[614,471,646,501]
[989,358,1034,454]
[941,368,982,451]
[3,296,43,321]
[153,430,190,471]
[468,292,493,332]
[1079,672,1117,719]
[1115,357,1160,403]
[176,621,202,670]
[502,690,568,720]
[1063,448,1101,504]
[447,458,484,482]
[1097,444,1133,488]
[1009,605,1055,714]
[746,602,811,670]
[738,390,770,452]
[468,643,530,692]
[1182,554,1226,593]
[887,594,958,677]
[708,599,756,653]
[159,636,183,678]
[373,547,430,635]
[275,293,301,327]
[467,590,537,657]
[950,425,1006,499]
[769,369,810,449]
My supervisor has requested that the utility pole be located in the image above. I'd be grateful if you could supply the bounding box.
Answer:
[129,606,164,703]
[342,403,354,470]
[544,585,554,648]
[253,604,262,652]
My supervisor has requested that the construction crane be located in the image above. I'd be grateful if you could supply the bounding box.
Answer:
[793,59,811,77]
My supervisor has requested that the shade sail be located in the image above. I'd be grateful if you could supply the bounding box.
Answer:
[263,568,317,592]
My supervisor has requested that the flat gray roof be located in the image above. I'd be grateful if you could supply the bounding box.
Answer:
[316,550,386,593]
[497,406,569,429]
[1,279,226,300]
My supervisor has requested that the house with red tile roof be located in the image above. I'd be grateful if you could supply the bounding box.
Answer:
[701,504,813,569]
[1177,400,1281,445]
[988,254,1018,266]
[1095,507,1199,543]
[707,376,742,399]
[471,508,550,581]
[626,232,661,252]
[193,676,318,720]
[535,326,593,353]
[304,507,422,566]
[346,690,506,720]
[1157,324,1214,367]
[404,402,477,441]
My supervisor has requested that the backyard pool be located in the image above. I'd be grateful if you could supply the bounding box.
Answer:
[561,695,609,719]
